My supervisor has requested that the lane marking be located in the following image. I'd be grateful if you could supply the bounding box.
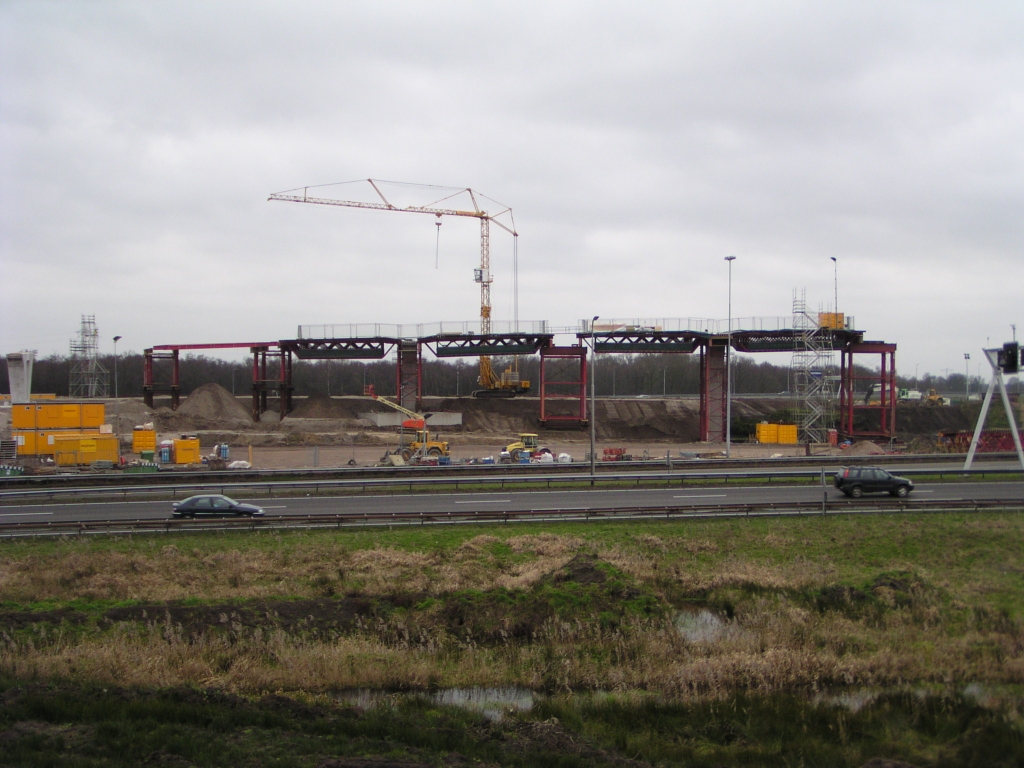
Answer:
[261,505,288,509]
[0,511,54,518]
[673,494,727,499]
[454,499,511,504]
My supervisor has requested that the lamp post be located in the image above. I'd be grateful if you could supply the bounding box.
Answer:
[725,256,736,458]
[590,315,599,477]
[830,257,838,321]
[964,353,970,401]
[112,335,122,449]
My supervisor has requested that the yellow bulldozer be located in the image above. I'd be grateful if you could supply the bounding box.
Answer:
[501,433,551,462]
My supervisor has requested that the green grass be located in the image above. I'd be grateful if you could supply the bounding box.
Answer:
[2,679,1021,767]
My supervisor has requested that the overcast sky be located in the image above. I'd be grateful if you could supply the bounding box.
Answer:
[2,1,1022,377]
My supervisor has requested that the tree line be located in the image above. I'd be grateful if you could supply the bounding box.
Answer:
[2,352,1000,399]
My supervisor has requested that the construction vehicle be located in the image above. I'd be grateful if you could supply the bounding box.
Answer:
[922,388,945,406]
[475,358,530,398]
[500,433,551,462]
[364,386,450,461]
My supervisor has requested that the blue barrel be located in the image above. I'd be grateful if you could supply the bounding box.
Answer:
[219,444,229,459]
[159,446,171,463]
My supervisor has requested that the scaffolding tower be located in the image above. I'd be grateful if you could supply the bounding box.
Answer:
[790,290,836,443]
[69,315,109,398]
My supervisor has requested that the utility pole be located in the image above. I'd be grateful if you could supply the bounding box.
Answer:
[590,315,599,478]
[725,256,736,457]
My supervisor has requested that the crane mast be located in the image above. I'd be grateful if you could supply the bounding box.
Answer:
[269,180,516,392]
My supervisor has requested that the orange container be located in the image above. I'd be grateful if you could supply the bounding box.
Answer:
[14,431,36,455]
[173,438,201,464]
[132,429,157,453]
[81,403,105,428]
[11,405,36,430]
[53,435,119,466]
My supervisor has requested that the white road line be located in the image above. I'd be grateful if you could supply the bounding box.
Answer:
[454,499,511,504]
[0,512,54,517]
[673,494,727,499]
[261,506,288,509]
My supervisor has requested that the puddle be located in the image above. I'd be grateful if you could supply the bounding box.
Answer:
[673,607,731,643]
[333,686,533,722]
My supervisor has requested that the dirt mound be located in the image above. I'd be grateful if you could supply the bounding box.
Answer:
[289,394,350,419]
[845,441,886,456]
[177,383,252,422]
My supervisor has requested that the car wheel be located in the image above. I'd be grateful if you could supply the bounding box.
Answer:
[850,486,863,498]
[427,448,442,457]
[894,486,909,498]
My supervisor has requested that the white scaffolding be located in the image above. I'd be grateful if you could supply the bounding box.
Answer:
[69,315,109,398]
[790,290,836,443]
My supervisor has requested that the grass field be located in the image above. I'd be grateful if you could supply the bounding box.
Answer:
[2,511,1023,765]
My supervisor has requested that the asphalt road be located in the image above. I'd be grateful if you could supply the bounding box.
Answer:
[2,480,1022,525]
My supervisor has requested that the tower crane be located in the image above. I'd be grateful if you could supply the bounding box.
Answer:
[269,179,524,396]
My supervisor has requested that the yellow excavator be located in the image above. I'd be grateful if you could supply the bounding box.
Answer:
[364,386,450,461]
[475,356,530,398]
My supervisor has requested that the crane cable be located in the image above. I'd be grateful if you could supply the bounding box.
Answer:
[435,215,442,269]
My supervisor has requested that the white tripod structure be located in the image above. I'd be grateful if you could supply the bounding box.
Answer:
[963,348,1024,471]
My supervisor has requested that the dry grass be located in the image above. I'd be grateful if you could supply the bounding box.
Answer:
[1,513,1023,696]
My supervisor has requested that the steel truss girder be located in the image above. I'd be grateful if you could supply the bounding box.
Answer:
[284,338,397,360]
[423,333,554,357]
[577,332,698,353]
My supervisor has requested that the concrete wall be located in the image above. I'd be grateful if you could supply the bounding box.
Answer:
[359,412,463,428]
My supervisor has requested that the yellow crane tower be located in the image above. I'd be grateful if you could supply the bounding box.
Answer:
[268,179,524,396]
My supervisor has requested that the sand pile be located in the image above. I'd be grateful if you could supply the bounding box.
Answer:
[107,399,156,434]
[288,394,350,419]
[845,440,886,456]
[177,383,253,423]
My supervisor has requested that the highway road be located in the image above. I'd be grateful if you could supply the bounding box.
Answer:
[1,480,1022,525]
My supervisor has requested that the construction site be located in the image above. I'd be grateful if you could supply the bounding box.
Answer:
[0,180,994,470]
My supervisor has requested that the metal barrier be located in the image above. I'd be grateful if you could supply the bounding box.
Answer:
[1,497,1020,539]
[0,466,1020,505]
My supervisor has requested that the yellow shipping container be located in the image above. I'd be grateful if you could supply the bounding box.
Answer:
[14,431,37,455]
[62,403,82,428]
[756,423,780,444]
[34,429,89,455]
[11,405,36,430]
[53,435,119,466]
[81,403,105,428]
[777,425,799,444]
[173,438,201,465]
[35,404,59,429]
[818,312,845,330]
[133,429,157,453]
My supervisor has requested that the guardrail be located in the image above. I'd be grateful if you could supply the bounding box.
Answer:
[0,466,1020,505]
[1,497,1020,538]
[3,451,1015,493]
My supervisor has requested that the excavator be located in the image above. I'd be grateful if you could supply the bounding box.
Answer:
[363,386,450,461]
[474,357,530,398]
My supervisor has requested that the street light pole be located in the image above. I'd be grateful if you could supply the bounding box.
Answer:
[830,257,838,321]
[590,315,599,478]
[964,353,970,401]
[112,335,122,453]
[725,256,736,458]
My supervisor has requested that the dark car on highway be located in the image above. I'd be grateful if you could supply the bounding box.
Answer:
[833,467,913,498]
[171,495,264,518]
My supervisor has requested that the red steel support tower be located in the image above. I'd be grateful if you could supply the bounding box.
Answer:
[839,341,897,441]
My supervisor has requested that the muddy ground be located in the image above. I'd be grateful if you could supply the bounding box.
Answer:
[2,385,988,469]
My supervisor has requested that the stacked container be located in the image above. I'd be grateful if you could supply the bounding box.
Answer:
[12,402,108,458]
